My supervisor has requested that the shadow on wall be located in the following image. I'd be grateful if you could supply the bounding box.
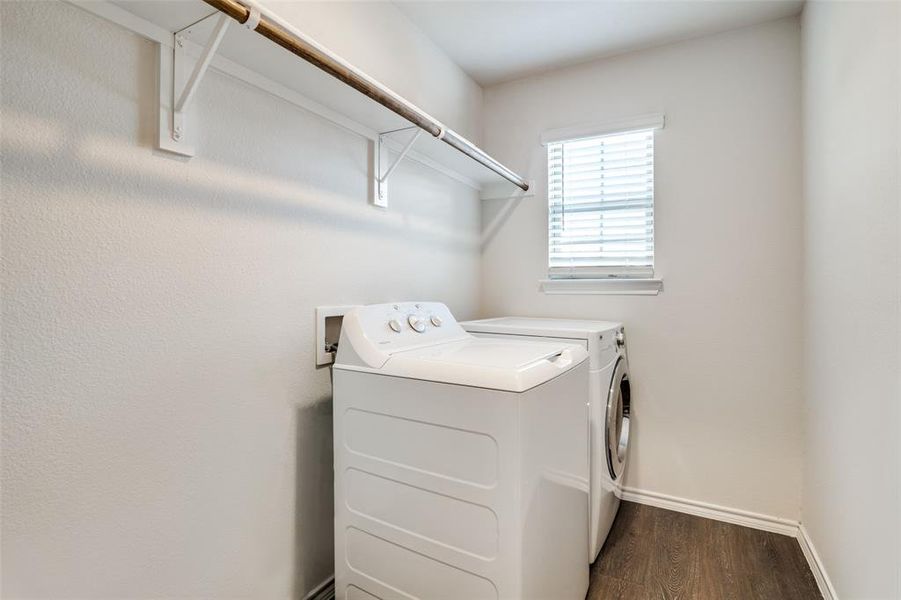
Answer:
[294,393,335,597]
[479,152,541,250]
[0,107,477,255]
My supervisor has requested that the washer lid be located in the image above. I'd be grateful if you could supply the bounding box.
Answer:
[382,338,588,392]
[461,316,621,340]
[334,303,588,392]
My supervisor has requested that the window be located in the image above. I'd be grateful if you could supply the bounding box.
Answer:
[547,127,655,279]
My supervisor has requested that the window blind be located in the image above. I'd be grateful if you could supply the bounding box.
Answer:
[547,128,655,278]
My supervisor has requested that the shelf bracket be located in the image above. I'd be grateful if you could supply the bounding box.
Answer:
[173,14,230,139]
[375,127,422,208]
[158,12,232,157]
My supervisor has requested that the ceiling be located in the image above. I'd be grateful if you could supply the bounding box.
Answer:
[394,1,803,86]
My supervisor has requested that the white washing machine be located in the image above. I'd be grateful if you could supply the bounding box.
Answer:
[461,317,631,563]
[333,302,591,600]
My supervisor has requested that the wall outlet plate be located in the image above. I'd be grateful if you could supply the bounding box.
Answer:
[315,305,359,366]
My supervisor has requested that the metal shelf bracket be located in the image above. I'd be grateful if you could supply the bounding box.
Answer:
[375,127,422,208]
[158,12,233,157]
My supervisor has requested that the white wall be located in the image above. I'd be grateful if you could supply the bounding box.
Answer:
[0,1,481,597]
[801,2,901,598]
[264,1,483,142]
[480,18,804,520]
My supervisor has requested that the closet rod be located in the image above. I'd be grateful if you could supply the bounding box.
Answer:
[200,0,529,192]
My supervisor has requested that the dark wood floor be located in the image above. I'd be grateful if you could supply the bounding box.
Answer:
[588,502,822,600]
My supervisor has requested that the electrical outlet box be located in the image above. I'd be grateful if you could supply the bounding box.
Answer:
[315,305,359,366]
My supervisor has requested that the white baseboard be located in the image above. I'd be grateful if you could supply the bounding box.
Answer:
[621,486,837,599]
[797,523,838,600]
[620,486,800,536]
[303,575,335,600]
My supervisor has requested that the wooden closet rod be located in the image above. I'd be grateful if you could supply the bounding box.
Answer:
[201,0,530,191]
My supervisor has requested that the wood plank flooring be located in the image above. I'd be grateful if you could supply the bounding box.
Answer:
[587,502,822,600]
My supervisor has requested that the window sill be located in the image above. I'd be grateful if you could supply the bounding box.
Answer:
[539,278,663,296]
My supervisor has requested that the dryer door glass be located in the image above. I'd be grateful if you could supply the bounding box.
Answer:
[606,357,631,480]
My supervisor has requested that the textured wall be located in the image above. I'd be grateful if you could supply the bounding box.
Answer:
[480,18,804,521]
[262,1,484,142]
[801,2,901,597]
[0,2,480,597]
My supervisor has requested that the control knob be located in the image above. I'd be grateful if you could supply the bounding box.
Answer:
[388,319,402,333]
[408,315,426,333]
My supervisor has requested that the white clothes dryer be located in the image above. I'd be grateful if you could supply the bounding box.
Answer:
[461,317,631,563]
[333,303,591,600]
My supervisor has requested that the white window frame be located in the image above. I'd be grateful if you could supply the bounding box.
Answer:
[540,113,665,296]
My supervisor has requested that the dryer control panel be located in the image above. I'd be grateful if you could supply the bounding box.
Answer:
[336,302,470,369]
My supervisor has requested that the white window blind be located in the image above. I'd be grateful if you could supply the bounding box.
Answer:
[548,128,655,278]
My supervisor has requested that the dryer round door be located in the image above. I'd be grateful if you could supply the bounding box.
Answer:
[605,356,631,481]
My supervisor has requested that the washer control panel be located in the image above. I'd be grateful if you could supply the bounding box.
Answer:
[376,302,456,337]
[337,302,470,368]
